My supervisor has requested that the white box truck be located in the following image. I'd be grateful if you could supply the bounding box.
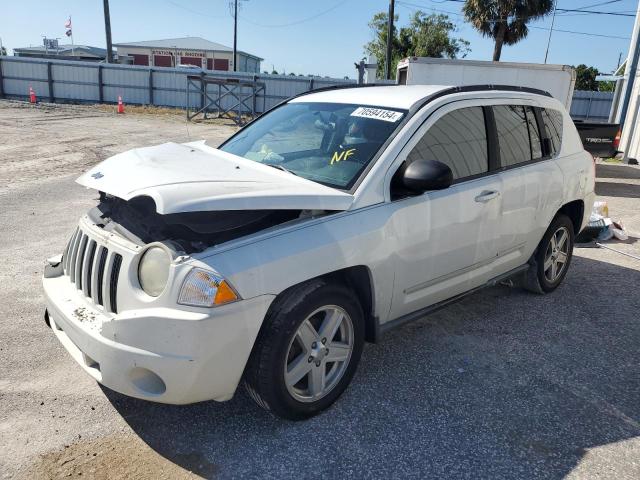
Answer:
[396,57,576,109]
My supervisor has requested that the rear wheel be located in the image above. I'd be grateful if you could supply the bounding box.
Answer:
[244,280,364,420]
[524,214,575,293]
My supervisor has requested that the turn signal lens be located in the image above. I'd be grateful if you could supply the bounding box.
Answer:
[178,268,240,307]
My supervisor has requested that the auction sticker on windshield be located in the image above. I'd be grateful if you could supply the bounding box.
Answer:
[350,107,403,122]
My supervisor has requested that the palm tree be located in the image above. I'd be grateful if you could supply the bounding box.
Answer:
[463,0,554,61]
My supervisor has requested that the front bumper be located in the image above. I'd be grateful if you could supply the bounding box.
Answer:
[43,267,274,404]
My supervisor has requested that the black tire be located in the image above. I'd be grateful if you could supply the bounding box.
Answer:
[244,279,364,420]
[524,214,575,294]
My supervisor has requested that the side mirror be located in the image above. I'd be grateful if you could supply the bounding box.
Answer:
[399,159,453,194]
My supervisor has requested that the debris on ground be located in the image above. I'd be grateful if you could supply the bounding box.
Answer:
[576,200,630,243]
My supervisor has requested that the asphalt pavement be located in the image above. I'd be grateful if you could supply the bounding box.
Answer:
[1,101,638,479]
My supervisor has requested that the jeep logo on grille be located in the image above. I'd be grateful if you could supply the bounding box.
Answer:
[91,171,104,179]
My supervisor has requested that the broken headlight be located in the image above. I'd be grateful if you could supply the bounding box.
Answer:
[138,246,170,297]
[178,268,239,307]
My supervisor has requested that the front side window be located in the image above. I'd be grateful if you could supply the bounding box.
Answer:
[494,105,532,167]
[406,106,488,180]
[219,102,406,189]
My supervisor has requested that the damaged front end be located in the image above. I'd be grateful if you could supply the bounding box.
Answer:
[89,193,307,253]
[74,142,355,252]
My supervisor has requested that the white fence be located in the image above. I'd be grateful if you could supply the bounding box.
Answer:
[0,56,618,122]
[0,56,355,113]
[570,90,615,122]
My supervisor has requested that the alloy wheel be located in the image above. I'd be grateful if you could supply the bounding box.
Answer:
[544,226,570,283]
[284,305,354,403]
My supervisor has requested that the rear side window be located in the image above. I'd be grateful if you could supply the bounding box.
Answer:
[525,107,543,160]
[407,106,488,180]
[493,105,532,167]
[541,108,563,154]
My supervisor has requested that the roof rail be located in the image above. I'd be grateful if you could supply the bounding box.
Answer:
[291,82,553,102]
[437,84,552,98]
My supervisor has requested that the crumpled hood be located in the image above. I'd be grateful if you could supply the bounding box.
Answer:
[76,141,354,214]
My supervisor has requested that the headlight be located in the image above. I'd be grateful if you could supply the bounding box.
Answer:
[138,246,171,297]
[178,268,240,307]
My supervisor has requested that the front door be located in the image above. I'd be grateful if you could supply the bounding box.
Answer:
[387,105,502,320]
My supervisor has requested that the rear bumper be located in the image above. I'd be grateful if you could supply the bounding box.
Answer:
[43,270,274,404]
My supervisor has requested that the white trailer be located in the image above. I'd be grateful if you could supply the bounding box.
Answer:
[397,57,576,109]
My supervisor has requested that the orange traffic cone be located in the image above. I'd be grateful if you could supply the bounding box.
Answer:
[117,95,124,114]
[29,86,37,104]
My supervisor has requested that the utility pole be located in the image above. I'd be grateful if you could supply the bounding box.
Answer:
[233,0,238,71]
[385,0,395,79]
[103,0,114,63]
[544,1,557,64]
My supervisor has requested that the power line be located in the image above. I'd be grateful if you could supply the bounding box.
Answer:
[570,0,624,10]
[396,0,630,39]
[555,8,634,16]
[164,0,227,19]
[396,1,464,17]
[239,0,350,28]
[398,0,634,17]
[531,25,630,39]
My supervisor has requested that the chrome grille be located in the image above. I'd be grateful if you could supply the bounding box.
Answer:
[63,227,122,314]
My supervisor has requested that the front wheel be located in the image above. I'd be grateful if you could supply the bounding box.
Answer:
[244,280,364,420]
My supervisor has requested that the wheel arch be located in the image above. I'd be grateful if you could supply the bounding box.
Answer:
[241,265,377,393]
[329,265,377,343]
[557,199,585,234]
[253,265,377,349]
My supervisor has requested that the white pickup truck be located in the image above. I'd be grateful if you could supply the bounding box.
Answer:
[43,84,595,420]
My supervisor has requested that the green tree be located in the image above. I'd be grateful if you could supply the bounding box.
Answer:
[365,11,469,79]
[463,0,554,61]
[574,64,599,91]
[598,81,616,92]
[0,46,6,56]
[598,63,624,92]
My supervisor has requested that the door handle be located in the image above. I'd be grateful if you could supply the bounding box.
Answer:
[474,190,501,203]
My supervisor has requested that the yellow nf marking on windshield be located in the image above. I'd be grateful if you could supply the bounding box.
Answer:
[330,148,356,165]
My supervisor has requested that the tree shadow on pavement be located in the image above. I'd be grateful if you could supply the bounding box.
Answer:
[104,255,640,479]
[596,163,640,180]
[596,163,640,199]
[595,181,640,199]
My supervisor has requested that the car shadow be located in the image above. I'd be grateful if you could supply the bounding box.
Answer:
[103,255,640,479]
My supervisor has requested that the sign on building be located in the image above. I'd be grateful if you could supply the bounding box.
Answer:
[43,38,59,50]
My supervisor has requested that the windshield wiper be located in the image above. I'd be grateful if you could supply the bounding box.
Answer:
[263,163,299,176]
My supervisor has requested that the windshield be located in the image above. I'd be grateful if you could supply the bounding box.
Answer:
[219,102,406,189]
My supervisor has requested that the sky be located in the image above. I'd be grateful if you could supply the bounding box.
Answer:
[0,0,637,79]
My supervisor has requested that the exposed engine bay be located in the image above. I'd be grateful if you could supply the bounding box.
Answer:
[89,193,312,253]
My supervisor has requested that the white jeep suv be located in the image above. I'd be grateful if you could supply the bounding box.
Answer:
[43,85,595,420]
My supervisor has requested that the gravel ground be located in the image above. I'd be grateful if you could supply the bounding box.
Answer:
[1,100,639,479]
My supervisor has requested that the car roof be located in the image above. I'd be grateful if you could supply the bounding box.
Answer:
[288,84,556,111]
[288,85,452,110]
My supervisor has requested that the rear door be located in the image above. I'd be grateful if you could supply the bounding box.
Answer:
[386,103,503,320]
[493,103,563,274]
